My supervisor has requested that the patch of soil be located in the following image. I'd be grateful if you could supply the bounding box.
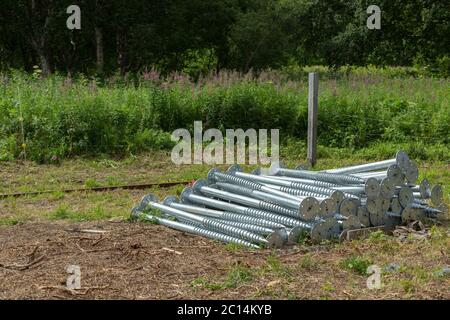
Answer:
[0,221,268,299]
[1,221,448,300]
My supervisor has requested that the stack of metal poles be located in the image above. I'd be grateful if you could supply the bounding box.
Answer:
[131,151,446,248]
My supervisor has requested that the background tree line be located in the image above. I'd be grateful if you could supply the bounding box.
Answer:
[0,0,448,77]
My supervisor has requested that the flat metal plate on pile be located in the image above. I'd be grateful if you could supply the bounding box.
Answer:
[419,179,431,199]
[311,218,338,243]
[401,206,426,223]
[340,215,362,230]
[286,226,302,244]
[380,178,395,198]
[390,198,402,214]
[339,198,358,217]
[405,161,419,184]
[356,206,371,227]
[251,168,261,175]
[365,178,380,198]
[387,164,404,185]
[207,168,221,182]
[366,198,382,215]
[380,198,391,213]
[330,190,345,207]
[399,187,413,207]
[227,164,242,175]
[369,209,386,227]
[319,198,337,218]
[267,229,288,248]
[431,185,443,206]
[163,196,178,206]
[396,150,410,171]
[181,187,194,202]
[300,197,320,220]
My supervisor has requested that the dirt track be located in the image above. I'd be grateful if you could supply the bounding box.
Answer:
[0,220,449,300]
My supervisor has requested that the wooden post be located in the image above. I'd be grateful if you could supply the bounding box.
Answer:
[307,72,318,167]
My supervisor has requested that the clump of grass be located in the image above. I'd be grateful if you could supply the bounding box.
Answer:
[50,205,73,220]
[342,256,373,276]
[266,253,292,277]
[225,265,253,287]
[49,204,113,221]
[399,279,416,294]
[224,243,246,252]
[299,253,319,271]
[0,217,23,226]
[85,179,101,189]
[369,230,388,240]
[190,277,225,291]
[320,281,335,300]
[191,264,253,291]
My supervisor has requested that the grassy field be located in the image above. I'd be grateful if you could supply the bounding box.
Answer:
[0,151,449,299]
[0,68,449,162]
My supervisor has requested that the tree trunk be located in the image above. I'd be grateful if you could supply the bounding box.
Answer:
[95,27,104,73]
[28,1,53,76]
[30,38,52,76]
[116,31,126,75]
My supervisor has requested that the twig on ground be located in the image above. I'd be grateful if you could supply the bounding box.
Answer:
[162,247,182,255]
[0,255,45,270]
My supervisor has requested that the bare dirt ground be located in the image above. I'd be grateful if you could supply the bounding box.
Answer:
[1,220,449,300]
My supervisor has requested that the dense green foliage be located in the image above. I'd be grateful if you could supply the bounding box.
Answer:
[0,68,448,162]
[0,0,448,77]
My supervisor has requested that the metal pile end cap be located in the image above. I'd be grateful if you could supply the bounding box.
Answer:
[180,187,193,202]
[396,150,410,170]
[399,187,413,207]
[267,229,288,248]
[227,164,242,175]
[365,178,380,198]
[341,215,362,230]
[299,197,320,220]
[419,179,431,199]
[356,206,371,227]
[431,185,443,206]
[330,190,345,206]
[192,179,208,193]
[387,164,404,185]
[339,198,359,217]
[319,198,338,218]
[162,196,178,206]
[405,161,419,184]
[207,168,221,181]
[380,177,395,199]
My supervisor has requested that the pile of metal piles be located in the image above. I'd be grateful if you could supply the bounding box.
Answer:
[131,151,446,248]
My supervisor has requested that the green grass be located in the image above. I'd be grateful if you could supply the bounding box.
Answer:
[0,216,22,226]
[299,253,319,271]
[265,253,292,277]
[191,264,253,290]
[0,69,448,163]
[342,256,373,276]
[47,204,114,222]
